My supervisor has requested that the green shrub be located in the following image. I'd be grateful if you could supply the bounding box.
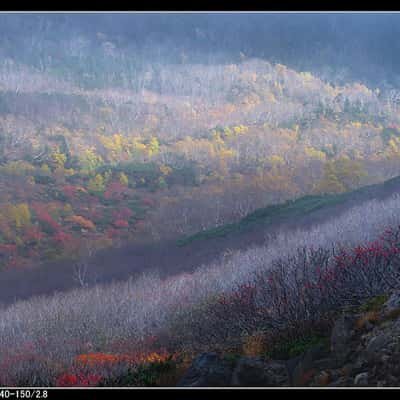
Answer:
[265,334,329,360]
[99,358,177,387]
[358,294,389,313]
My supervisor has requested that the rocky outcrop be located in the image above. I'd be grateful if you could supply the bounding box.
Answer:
[231,357,288,386]
[178,353,289,387]
[178,292,400,387]
[177,352,235,387]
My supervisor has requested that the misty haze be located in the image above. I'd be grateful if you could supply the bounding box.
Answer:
[1,12,400,388]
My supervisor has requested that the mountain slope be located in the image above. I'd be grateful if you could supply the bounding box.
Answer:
[1,174,400,306]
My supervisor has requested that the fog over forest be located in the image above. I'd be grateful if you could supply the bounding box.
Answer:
[2,12,400,388]
[1,13,400,87]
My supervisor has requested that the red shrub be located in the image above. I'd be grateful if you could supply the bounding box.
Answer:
[0,243,17,254]
[56,372,102,387]
[112,207,133,220]
[23,226,45,243]
[62,185,78,199]
[53,231,73,245]
[141,197,155,207]
[113,219,129,229]
[104,182,129,200]
[31,203,61,231]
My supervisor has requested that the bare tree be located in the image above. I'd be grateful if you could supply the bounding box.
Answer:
[73,260,89,288]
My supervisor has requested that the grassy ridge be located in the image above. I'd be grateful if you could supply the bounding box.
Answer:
[177,175,400,247]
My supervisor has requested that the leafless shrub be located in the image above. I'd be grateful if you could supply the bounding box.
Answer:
[0,194,400,384]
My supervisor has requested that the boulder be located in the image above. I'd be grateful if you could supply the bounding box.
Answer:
[330,314,357,362]
[365,332,392,353]
[383,291,400,313]
[177,352,234,387]
[231,357,288,387]
[328,376,353,387]
[354,372,369,386]
[287,344,331,386]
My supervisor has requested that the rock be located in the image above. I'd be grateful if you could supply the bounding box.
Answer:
[383,292,400,313]
[231,357,288,386]
[177,352,234,387]
[330,314,357,362]
[339,361,366,378]
[230,357,268,386]
[312,370,331,386]
[354,372,368,386]
[263,361,289,386]
[366,333,392,353]
[328,376,353,387]
[288,344,331,386]
[363,320,374,332]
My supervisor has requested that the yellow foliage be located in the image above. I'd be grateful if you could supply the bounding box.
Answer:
[147,137,160,156]
[300,71,314,82]
[351,121,363,129]
[269,154,285,166]
[233,125,249,135]
[63,168,75,176]
[119,172,129,186]
[9,203,31,229]
[388,137,400,153]
[40,164,51,174]
[87,174,105,192]
[52,149,67,169]
[133,138,147,153]
[0,161,35,176]
[100,133,131,162]
[160,164,172,176]
[219,148,236,158]
[315,157,367,194]
[80,148,103,175]
[63,203,73,215]
[304,146,327,161]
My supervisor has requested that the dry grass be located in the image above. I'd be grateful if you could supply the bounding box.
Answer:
[242,332,268,357]
[384,308,400,321]
[355,311,380,330]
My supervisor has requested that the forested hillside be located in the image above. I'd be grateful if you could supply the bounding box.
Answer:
[2,23,400,270]
[2,12,400,388]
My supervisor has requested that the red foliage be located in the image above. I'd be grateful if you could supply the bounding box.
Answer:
[135,220,146,231]
[141,197,155,207]
[105,227,118,239]
[31,203,61,231]
[218,283,258,308]
[112,207,133,220]
[23,226,44,243]
[104,182,129,200]
[0,243,17,254]
[62,185,87,199]
[62,185,79,199]
[56,372,102,387]
[113,219,129,229]
[53,230,73,245]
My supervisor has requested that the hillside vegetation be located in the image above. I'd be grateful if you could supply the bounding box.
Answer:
[2,14,400,387]
[0,187,400,385]
[1,56,400,270]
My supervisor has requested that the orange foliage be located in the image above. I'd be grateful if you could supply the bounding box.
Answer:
[75,351,170,368]
[67,215,96,230]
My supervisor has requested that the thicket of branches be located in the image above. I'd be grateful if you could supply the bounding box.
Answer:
[0,194,399,384]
